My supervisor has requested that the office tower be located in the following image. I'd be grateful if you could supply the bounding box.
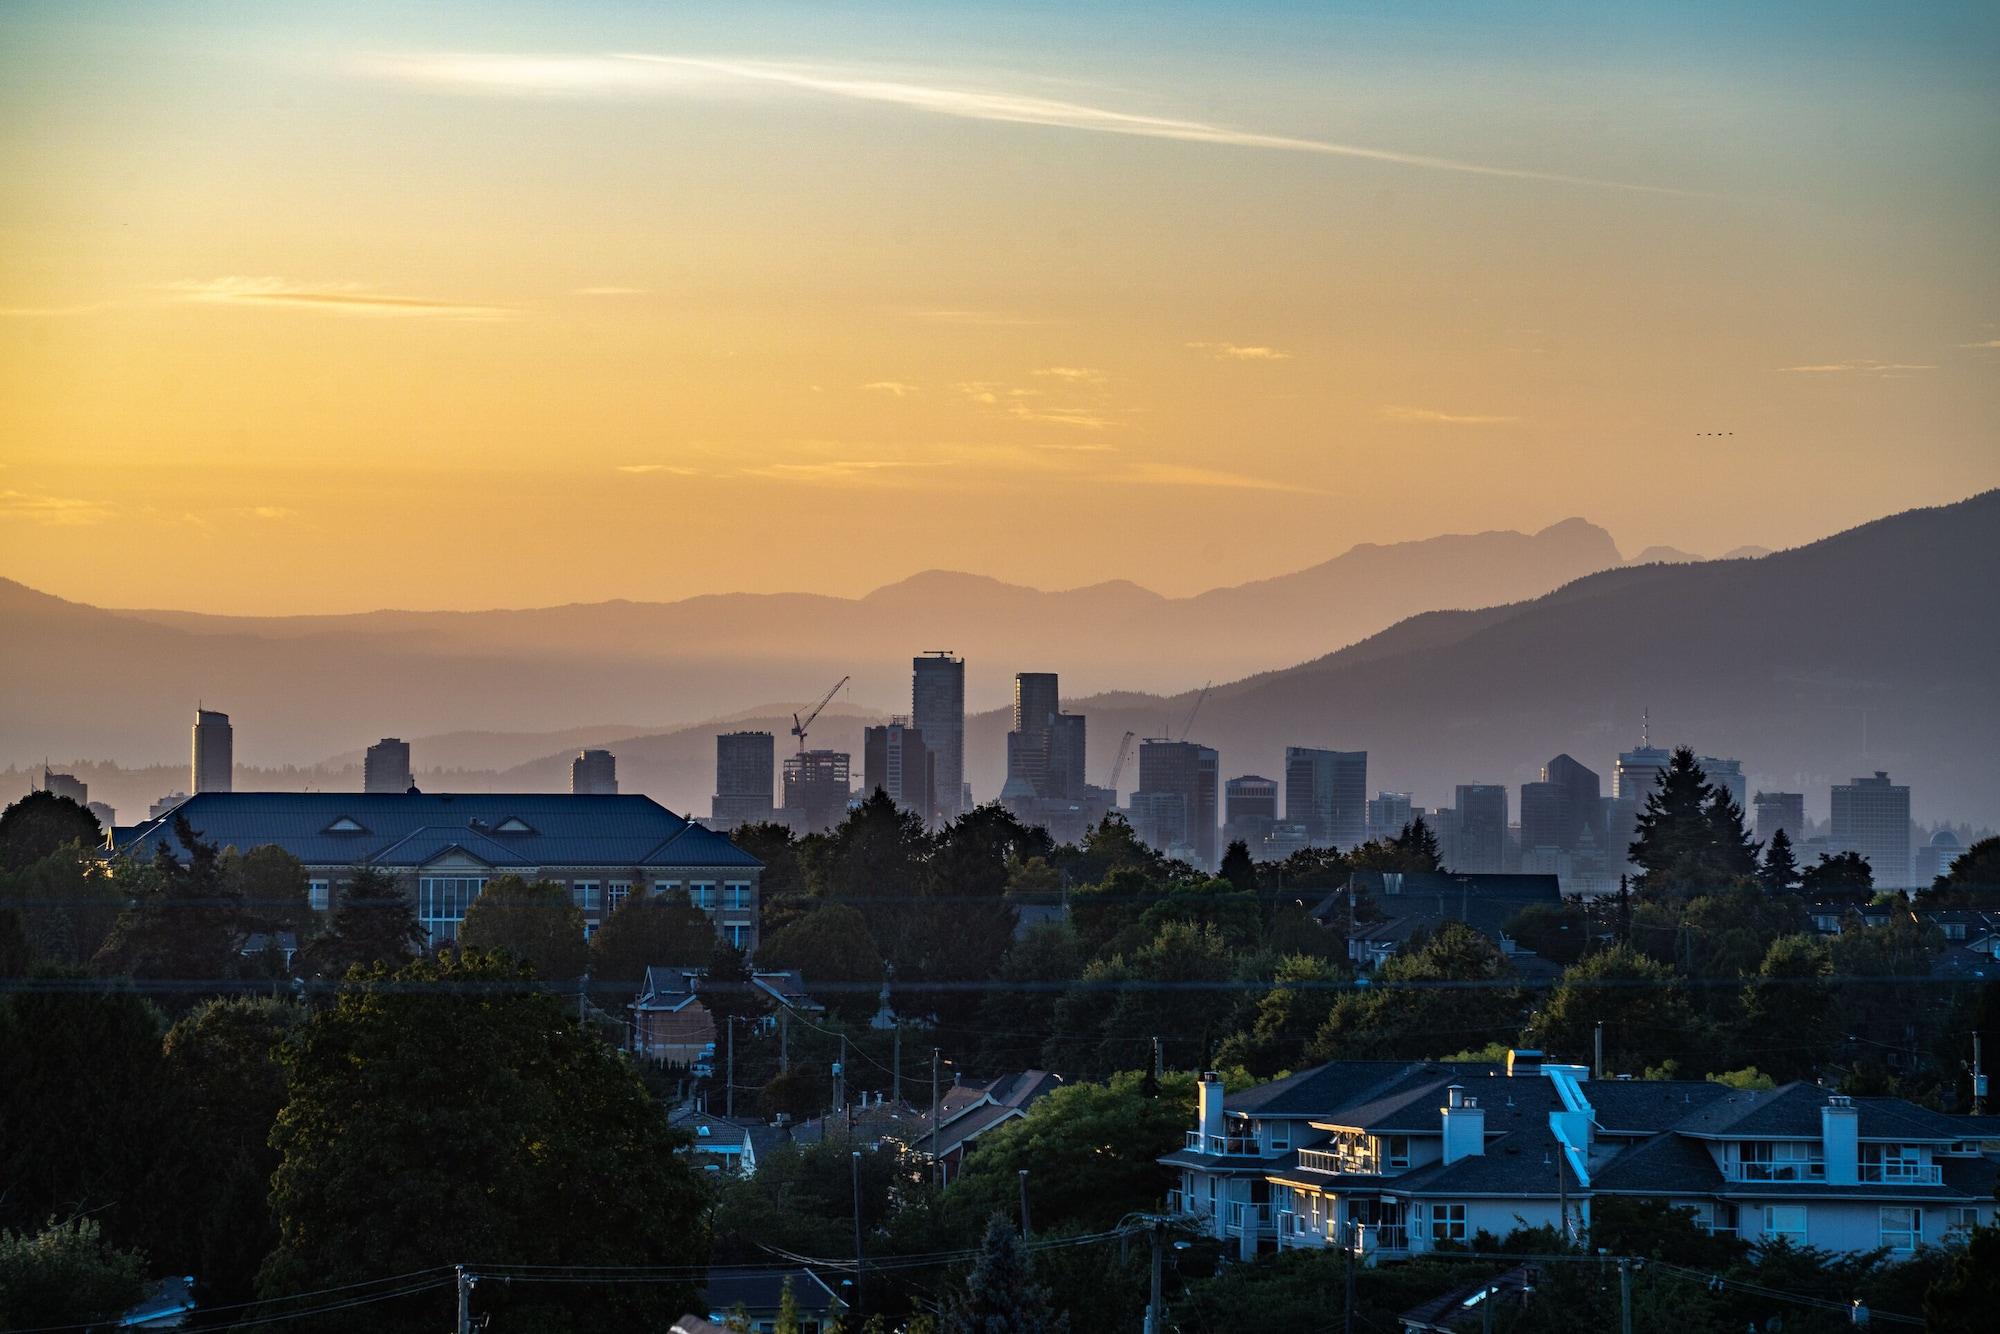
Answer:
[1005,672,1062,797]
[1137,740,1219,868]
[1519,781,1568,853]
[1613,742,1672,801]
[86,800,116,829]
[1454,783,1509,873]
[572,748,618,795]
[364,737,413,794]
[1128,789,1188,857]
[192,709,233,794]
[713,731,777,826]
[1753,792,1806,849]
[1543,755,1602,844]
[1365,791,1414,842]
[783,750,852,832]
[1915,830,1964,885]
[1699,756,1747,812]
[863,720,934,821]
[1831,771,1912,887]
[911,653,965,823]
[150,792,190,819]
[1283,747,1368,850]
[1013,672,1060,735]
[39,767,89,807]
[1046,713,1087,801]
[1224,774,1280,849]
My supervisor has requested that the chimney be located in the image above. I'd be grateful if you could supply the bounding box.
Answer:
[1197,1070,1226,1151]
[1823,1093,1858,1185]
[1506,1049,1543,1077]
[1442,1086,1485,1164]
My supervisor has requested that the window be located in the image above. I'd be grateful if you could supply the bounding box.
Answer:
[1946,1207,1979,1240]
[724,921,750,949]
[417,876,486,943]
[1760,1205,1807,1245]
[654,879,680,898]
[689,882,717,910]
[570,881,602,912]
[608,880,632,913]
[1386,1135,1411,1169]
[1268,1122,1290,1151]
[1859,1143,1928,1182]
[1879,1207,1921,1252]
[724,881,753,910]
[1741,1141,1823,1181]
[307,879,330,911]
[1427,1203,1467,1244]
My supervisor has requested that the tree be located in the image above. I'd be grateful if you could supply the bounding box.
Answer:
[934,805,1053,901]
[1925,1222,2000,1331]
[1801,850,1873,897]
[1310,922,1521,1062]
[698,936,769,1036]
[0,969,165,1238]
[1503,901,1593,965]
[731,822,811,931]
[942,1214,1068,1334]
[0,1217,146,1331]
[1735,934,1837,1082]
[93,815,246,986]
[590,890,715,985]
[974,921,1084,1072]
[1929,835,2000,903]
[1530,943,1703,1074]
[296,867,424,980]
[711,1140,907,1266]
[148,997,303,1303]
[456,874,589,980]
[0,791,102,873]
[260,950,709,1330]
[0,845,122,967]
[223,844,313,934]
[1348,817,1444,873]
[1219,840,1257,893]
[1215,954,1346,1077]
[756,903,884,1024]
[1758,827,1801,894]
[1056,921,1240,1076]
[1628,748,1758,899]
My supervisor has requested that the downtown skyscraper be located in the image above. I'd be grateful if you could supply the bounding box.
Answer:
[911,652,965,823]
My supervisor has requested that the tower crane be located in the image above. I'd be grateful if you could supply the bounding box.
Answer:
[791,676,850,754]
[1177,682,1212,741]
[1106,730,1136,794]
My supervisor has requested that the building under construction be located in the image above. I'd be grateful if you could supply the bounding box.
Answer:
[783,749,852,833]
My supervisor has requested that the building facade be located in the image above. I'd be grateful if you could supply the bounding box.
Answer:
[1452,784,1509,874]
[1284,748,1368,852]
[1365,791,1414,844]
[192,708,232,794]
[1224,775,1280,850]
[863,720,935,821]
[364,738,413,794]
[110,791,764,951]
[1832,771,1912,887]
[713,731,777,828]
[571,748,618,796]
[1137,740,1220,868]
[783,750,851,832]
[911,652,966,822]
[1754,791,1806,849]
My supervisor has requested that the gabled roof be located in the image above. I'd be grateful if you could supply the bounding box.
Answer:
[1667,1082,1960,1142]
[1589,1130,1725,1195]
[110,791,761,872]
[702,1268,838,1317]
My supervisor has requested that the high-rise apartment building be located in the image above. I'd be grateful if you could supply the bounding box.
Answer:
[1365,791,1414,842]
[1224,774,1280,849]
[863,720,934,821]
[713,731,776,827]
[1136,740,1219,868]
[911,653,965,823]
[1005,672,1062,797]
[1831,771,1912,887]
[39,767,89,807]
[364,738,413,794]
[1454,783,1510,873]
[571,749,618,796]
[1699,756,1747,812]
[1753,791,1806,849]
[1046,713,1087,801]
[1013,672,1060,735]
[1522,754,1601,853]
[192,709,233,794]
[783,750,852,833]
[1283,748,1367,851]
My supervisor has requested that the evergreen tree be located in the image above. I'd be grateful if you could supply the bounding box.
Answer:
[1801,850,1874,897]
[756,903,884,1024]
[1735,934,1836,1082]
[0,791,102,873]
[223,844,314,935]
[1218,839,1257,893]
[944,1214,1068,1334]
[1628,748,1757,898]
[1758,827,1801,894]
[1394,815,1444,871]
[297,867,424,981]
[93,815,246,986]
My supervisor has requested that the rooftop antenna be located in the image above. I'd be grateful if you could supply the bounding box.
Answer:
[1641,707,1650,748]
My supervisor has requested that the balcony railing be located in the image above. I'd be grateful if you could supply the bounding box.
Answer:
[1354,1223,1410,1254]
[1185,1130,1264,1156]
[1297,1147,1378,1175]
[1226,1202,1274,1235]
[1725,1162,1825,1183]
[1860,1162,1942,1185]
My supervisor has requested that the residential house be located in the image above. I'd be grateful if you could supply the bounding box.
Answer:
[1163,1055,1999,1263]
[629,966,824,1065]
[697,1268,840,1334]
[1314,871,1563,972]
[904,1070,1064,1183]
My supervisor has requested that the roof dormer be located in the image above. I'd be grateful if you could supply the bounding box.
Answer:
[493,816,536,834]
[322,816,369,835]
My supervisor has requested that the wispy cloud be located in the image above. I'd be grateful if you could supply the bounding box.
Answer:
[1779,359,1933,374]
[572,285,647,296]
[1377,405,1520,425]
[239,505,297,520]
[167,277,510,319]
[1958,339,2000,349]
[740,459,949,485]
[1123,463,1326,495]
[0,302,108,318]
[1186,341,1292,362]
[365,52,1691,195]
[899,308,1049,327]
[1007,402,1118,431]
[1033,366,1105,384]
[0,489,115,526]
[616,463,701,476]
[862,381,920,397]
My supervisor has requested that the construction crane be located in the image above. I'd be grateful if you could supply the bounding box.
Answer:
[1106,730,1136,794]
[1177,682,1212,741]
[791,676,849,754]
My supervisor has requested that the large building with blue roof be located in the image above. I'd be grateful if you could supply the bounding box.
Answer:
[110,791,764,951]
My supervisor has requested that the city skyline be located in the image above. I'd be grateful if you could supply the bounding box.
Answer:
[4,3,1998,614]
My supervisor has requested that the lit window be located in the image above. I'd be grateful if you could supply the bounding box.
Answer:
[1761,1205,1807,1245]
[1879,1207,1921,1252]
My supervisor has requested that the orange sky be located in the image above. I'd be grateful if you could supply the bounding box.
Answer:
[3,3,1996,613]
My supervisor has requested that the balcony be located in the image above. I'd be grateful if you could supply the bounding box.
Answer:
[1185,1130,1265,1157]
[1860,1162,1942,1185]
[1724,1162,1825,1183]
[1166,1188,1197,1217]
[1297,1147,1379,1175]
[1226,1202,1274,1237]
[1352,1223,1410,1255]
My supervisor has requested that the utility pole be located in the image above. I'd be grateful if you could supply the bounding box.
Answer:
[455,1265,471,1334]
[1975,1031,1987,1115]
[780,1008,790,1073]
[725,1015,735,1118]
[836,1034,848,1125]
[1153,1035,1164,1081]
[1144,1221,1165,1334]
[851,1150,865,1319]
[1018,1169,1031,1241]
[892,1024,902,1104]
[1342,1220,1356,1334]
[1617,1256,1633,1334]
[1594,1020,1604,1080]
[930,1047,942,1188]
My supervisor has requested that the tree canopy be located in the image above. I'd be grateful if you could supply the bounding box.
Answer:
[0,791,102,873]
[455,874,589,980]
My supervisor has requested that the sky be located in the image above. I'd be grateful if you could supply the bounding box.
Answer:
[2,1,1997,614]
